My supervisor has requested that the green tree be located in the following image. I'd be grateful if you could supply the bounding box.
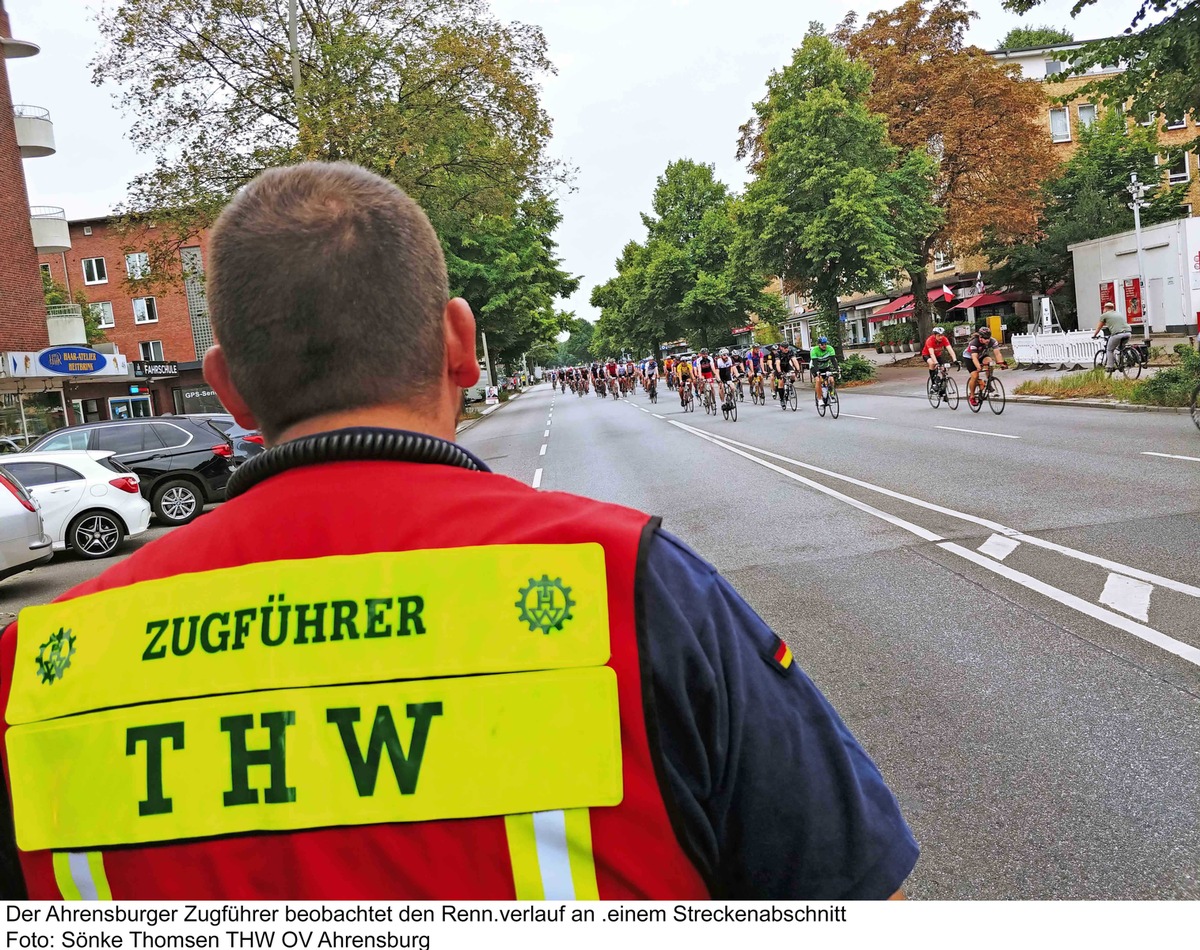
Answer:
[996,25,1074,49]
[556,316,595,366]
[984,107,1188,324]
[591,160,784,356]
[42,271,107,347]
[1003,0,1200,129]
[738,28,940,351]
[445,196,579,371]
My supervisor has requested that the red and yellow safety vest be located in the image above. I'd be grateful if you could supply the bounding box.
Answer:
[0,459,708,899]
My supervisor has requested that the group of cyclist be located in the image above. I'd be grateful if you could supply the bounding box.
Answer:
[548,324,1006,413]
[551,340,843,413]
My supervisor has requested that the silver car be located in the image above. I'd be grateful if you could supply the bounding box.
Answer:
[0,466,53,582]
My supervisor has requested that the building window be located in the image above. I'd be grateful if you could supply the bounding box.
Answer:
[132,296,158,324]
[90,301,115,328]
[1165,116,1187,130]
[39,263,50,279]
[125,252,150,279]
[1163,153,1191,185]
[139,340,164,361]
[1049,108,1071,143]
[82,257,108,285]
[1179,204,1193,218]
[1140,113,1155,127]
[933,247,955,272]
[1077,104,1097,128]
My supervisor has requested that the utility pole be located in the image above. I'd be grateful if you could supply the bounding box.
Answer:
[481,330,493,387]
[1127,173,1151,341]
[288,0,307,156]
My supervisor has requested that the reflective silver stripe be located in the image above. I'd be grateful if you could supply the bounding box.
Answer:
[68,852,99,900]
[532,810,574,900]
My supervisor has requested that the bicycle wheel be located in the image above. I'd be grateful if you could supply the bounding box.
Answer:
[1120,351,1141,380]
[815,386,826,417]
[729,397,738,422]
[1094,349,1105,372]
[988,376,1006,415]
[1191,382,1200,432]
[968,383,982,413]
[927,376,941,408]
[945,376,960,410]
[789,386,798,411]
[829,384,839,419]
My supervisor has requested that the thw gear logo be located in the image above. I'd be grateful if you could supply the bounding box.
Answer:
[515,575,575,634]
[36,627,76,684]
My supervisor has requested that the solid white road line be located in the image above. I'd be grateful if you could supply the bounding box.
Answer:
[682,426,1200,601]
[539,444,547,456]
[943,543,1199,667]
[665,417,1200,665]
[1100,572,1153,622]
[979,534,1021,561]
[532,468,543,489]
[1141,451,1200,463]
[935,426,1020,440]
[842,413,877,420]
[665,420,943,542]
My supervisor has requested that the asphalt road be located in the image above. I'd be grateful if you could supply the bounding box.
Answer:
[461,377,1200,900]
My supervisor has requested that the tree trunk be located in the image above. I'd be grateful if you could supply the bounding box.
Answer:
[819,288,843,358]
[909,267,933,345]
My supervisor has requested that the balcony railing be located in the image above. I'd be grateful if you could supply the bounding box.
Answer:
[29,206,70,253]
[46,305,87,347]
[12,105,55,158]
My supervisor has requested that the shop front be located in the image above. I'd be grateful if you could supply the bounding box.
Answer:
[0,346,130,443]
[62,361,222,424]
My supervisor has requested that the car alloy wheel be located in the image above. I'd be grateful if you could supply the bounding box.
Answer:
[155,480,201,525]
[71,512,123,558]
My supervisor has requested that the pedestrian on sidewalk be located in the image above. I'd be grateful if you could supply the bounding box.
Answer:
[0,162,916,902]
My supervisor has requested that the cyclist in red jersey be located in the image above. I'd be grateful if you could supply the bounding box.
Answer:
[921,326,957,389]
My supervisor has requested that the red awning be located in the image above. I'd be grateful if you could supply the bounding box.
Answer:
[951,292,1008,311]
[869,294,914,320]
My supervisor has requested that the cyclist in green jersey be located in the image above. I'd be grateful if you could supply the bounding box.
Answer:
[809,337,838,404]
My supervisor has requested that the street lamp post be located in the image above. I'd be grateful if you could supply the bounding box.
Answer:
[1127,173,1151,341]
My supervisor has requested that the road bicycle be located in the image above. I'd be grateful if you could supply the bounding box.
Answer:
[734,377,745,402]
[815,370,840,419]
[967,365,1006,415]
[702,382,717,415]
[680,383,695,413]
[720,380,738,422]
[778,373,799,412]
[750,375,766,406]
[1093,334,1148,379]
[1191,381,1200,433]
[927,361,960,410]
[648,376,658,404]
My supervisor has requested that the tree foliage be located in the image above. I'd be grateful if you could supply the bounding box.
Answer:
[996,25,1074,49]
[738,28,939,349]
[556,316,594,366]
[1004,0,1200,130]
[91,0,574,361]
[445,196,578,369]
[983,107,1189,324]
[835,0,1058,338]
[590,160,785,357]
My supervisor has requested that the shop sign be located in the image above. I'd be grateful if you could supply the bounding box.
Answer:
[133,361,179,378]
[1122,278,1144,324]
[1099,281,1116,312]
[37,346,106,375]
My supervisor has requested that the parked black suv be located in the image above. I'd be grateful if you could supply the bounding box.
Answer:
[25,416,238,526]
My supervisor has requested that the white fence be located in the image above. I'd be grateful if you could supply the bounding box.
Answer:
[1010,330,1098,368]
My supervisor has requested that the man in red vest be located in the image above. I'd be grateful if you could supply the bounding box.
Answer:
[0,163,916,900]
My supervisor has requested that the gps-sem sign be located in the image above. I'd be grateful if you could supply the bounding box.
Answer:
[37,346,106,376]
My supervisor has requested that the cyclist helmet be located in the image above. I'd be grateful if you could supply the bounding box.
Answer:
[720,348,730,356]
[978,327,992,338]
[817,336,828,345]
[701,347,709,354]
[933,326,946,335]
[731,349,741,357]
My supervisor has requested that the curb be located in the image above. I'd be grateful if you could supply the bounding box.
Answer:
[455,390,523,435]
[1007,395,1190,414]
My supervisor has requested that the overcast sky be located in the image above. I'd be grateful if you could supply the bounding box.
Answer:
[9,0,1125,320]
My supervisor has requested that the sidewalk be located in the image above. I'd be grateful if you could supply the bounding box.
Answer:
[455,387,527,435]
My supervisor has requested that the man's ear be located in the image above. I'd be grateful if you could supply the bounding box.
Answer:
[203,344,261,431]
[445,298,481,388]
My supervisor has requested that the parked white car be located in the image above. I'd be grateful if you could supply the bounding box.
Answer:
[0,467,52,581]
[0,451,152,559]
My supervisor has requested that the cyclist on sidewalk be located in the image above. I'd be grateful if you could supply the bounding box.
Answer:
[1092,302,1133,374]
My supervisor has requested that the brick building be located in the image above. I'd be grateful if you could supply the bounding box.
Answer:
[38,219,222,421]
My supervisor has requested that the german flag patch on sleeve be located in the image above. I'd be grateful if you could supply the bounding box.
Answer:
[767,636,794,674]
